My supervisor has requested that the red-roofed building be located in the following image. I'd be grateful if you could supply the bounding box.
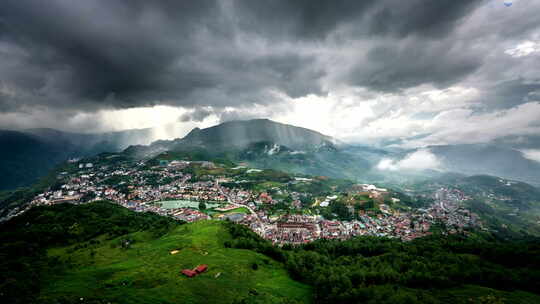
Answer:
[181,269,197,277]
[195,264,208,274]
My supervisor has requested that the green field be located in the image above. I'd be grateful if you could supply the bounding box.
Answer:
[38,220,311,304]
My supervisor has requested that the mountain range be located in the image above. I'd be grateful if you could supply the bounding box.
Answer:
[0,127,157,190]
[2,119,540,190]
[427,144,540,186]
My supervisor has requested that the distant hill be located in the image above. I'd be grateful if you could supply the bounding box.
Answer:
[463,175,540,201]
[2,119,339,190]
[138,119,377,180]
[0,130,76,190]
[429,144,540,186]
[26,127,157,152]
[142,120,540,185]
[412,173,540,238]
[178,119,336,150]
[5,119,540,190]
[0,127,172,190]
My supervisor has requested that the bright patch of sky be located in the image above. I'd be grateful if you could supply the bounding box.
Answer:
[521,149,540,162]
[505,41,540,58]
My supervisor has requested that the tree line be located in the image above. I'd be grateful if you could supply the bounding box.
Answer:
[224,221,540,303]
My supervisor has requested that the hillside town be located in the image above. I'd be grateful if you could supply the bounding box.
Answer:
[2,158,481,244]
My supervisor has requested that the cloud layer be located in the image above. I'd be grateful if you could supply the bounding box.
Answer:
[377,149,442,171]
[521,149,540,163]
[0,0,539,148]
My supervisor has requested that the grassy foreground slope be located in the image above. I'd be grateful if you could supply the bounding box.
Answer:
[4,200,540,304]
[41,221,310,304]
[0,202,311,304]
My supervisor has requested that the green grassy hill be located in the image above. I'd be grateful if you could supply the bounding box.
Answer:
[0,202,311,304]
[41,221,310,304]
[3,201,540,304]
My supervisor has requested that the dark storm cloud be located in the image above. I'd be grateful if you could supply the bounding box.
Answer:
[231,0,375,40]
[345,39,483,92]
[0,0,337,113]
[367,0,480,38]
[0,0,224,110]
[0,0,516,127]
[234,0,481,40]
[179,108,214,123]
[179,106,272,124]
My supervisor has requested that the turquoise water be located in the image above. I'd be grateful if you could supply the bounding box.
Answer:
[158,200,220,209]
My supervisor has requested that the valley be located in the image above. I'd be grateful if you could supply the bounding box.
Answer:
[2,120,540,304]
[2,152,482,243]
[4,145,539,244]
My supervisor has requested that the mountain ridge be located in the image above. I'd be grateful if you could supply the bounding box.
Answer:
[3,119,540,190]
[178,119,337,150]
[427,143,540,186]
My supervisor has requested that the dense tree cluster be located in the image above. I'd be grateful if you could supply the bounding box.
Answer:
[224,221,286,263]
[225,222,540,303]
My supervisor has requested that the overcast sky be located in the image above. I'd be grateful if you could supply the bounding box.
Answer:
[1,0,539,147]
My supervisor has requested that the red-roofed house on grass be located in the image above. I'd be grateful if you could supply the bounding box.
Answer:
[195,264,208,274]
[181,269,197,277]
